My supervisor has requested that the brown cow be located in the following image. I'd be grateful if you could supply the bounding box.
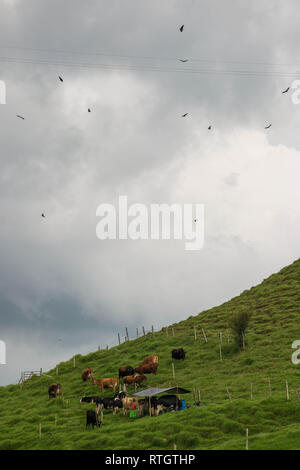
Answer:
[134,363,158,375]
[48,383,62,399]
[141,355,158,365]
[81,368,93,382]
[92,378,118,392]
[123,374,147,386]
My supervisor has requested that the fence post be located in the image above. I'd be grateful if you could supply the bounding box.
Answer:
[226,387,232,402]
[194,326,197,340]
[40,368,43,376]
[125,327,129,341]
[172,328,175,337]
[106,345,108,351]
[286,380,289,400]
[151,325,154,336]
[202,328,207,343]
[198,389,201,403]
[166,327,169,337]
[136,328,139,338]
[250,383,253,400]
[39,423,42,439]
[56,365,58,376]
[118,333,120,345]
[219,332,222,344]
[219,344,223,362]
[172,363,175,379]
[173,443,177,450]
[226,329,230,343]
[142,326,145,336]
[295,390,300,405]
[73,356,76,368]
[98,345,101,355]
[242,332,245,349]
[246,428,248,450]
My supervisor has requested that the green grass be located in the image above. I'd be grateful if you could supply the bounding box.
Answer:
[1,257,300,449]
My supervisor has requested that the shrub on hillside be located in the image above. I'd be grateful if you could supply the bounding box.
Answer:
[229,311,251,350]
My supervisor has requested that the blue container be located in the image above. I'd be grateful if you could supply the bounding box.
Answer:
[179,399,186,410]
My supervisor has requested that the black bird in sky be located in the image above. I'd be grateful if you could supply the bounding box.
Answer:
[179,59,188,62]
[264,123,272,129]
[179,25,184,32]
[282,87,290,94]
[41,213,46,218]
[88,108,91,112]
[16,115,25,120]
[58,76,63,82]
[182,113,188,117]
[208,125,212,130]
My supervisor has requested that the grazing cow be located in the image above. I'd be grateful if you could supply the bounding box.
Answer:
[48,383,62,399]
[141,355,158,365]
[118,366,134,379]
[80,396,102,405]
[123,374,147,386]
[81,396,122,414]
[86,410,101,429]
[92,378,118,392]
[172,348,185,360]
[134,363,158,375]
[81,368,94,382]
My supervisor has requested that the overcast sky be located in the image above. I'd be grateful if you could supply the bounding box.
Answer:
[1,0,300,385]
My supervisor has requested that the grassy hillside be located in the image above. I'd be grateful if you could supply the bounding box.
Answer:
[1,258,300,450]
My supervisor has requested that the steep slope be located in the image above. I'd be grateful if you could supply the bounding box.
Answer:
[0,258,300,450]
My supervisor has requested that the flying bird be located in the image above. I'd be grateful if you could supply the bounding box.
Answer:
[179,59,188,62]
[282,87,290,94]
[58,76,63,82]
[208,125,212,130]
[179,25,184,32]
[16,115,25,120]
[41,213,46,218]
[264,123,272,129]
[88,108,91,112]
[182,113,188,117]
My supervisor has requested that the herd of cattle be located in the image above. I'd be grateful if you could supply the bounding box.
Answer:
[47,348,186,429]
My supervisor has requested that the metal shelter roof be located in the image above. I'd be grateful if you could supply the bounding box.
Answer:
[132,386,191,397]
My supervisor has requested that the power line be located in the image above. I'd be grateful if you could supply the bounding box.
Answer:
[0,44,300,69]
[0,55,299,79]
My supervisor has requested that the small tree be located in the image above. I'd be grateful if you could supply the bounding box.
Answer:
[229,310,251,349]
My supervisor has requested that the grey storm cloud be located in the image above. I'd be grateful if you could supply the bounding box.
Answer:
[1,0,300,384]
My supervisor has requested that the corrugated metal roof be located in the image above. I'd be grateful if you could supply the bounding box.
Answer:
[133,386,191,397]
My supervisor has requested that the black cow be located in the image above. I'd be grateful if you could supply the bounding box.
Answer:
[118,366,134,379]
[86,410,101,429]
[172,348,185,360]
[155,395,182,411]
